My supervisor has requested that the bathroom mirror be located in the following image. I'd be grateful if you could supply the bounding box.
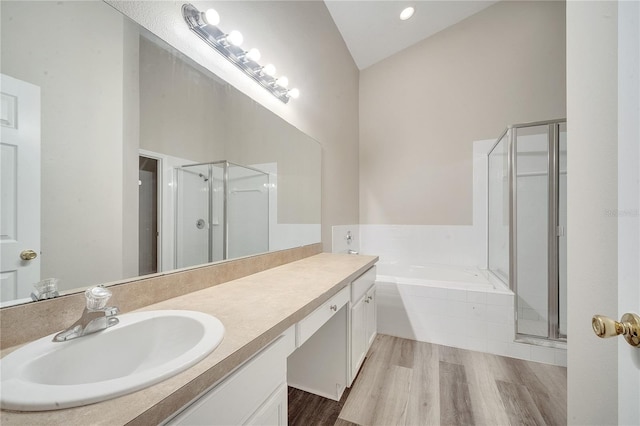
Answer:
[0,1,321,306]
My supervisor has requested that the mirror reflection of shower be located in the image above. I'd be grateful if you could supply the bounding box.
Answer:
[175,161,269,269]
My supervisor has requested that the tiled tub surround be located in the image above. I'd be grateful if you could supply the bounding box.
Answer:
[0,252,377,425]
[356,140,495,270]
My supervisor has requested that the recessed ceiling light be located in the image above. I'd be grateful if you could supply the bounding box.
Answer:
[400,6,415,21]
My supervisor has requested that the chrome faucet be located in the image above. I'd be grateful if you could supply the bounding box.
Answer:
[348,249,359,255]
[53,286,120,342]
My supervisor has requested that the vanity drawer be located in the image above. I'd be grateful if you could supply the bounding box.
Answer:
[296,286,350,347]
[351,266,376,302]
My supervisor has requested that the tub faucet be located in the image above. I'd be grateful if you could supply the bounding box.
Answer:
[53,286,119,342]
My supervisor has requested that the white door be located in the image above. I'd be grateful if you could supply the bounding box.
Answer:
[0,74,41,302]
[567,2,639,424]
[617,1,640,423]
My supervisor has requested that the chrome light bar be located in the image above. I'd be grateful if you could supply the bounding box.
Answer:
[182,3,297,104]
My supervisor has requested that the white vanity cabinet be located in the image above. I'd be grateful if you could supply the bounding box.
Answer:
[165,265,377,425]
[295,286,350,347]
[288,286,350,401]
[364,286,377,347]
[244,384,288,426]
[166,327,295,426]
[348,266,377,386]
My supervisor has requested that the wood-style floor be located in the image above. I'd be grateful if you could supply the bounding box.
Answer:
[289,334,567,426]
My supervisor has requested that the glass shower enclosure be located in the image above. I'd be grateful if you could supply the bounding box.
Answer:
[488,119,567,342]
[175,161,269,269]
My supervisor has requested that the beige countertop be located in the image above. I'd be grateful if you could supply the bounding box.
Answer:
[1,253,378,425]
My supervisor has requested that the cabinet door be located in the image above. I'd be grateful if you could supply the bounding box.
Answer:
[351,266,376,302]
[167,330,293,426]
[365,287,377,348]
[350,296,366,380]
[245,384,287,426]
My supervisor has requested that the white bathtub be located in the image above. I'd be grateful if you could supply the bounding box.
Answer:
[375,262,522,357]
[373,262,565,366]
[376,263,508,292]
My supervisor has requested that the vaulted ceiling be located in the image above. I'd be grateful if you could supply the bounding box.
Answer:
[324,1,498,70]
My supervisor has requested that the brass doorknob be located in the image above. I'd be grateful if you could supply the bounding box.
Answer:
[20,250,38,261]
[592,313,640,347]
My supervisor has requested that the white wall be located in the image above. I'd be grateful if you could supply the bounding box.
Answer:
[139,36,227,163]
[358,139,492,268]
[259,163,321,252]
[359,0,566,226]
[567,1,618,424]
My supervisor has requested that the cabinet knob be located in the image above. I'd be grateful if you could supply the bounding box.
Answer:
[330,304,337,312]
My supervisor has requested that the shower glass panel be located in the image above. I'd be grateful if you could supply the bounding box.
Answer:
[175,164,210,269]
[209,163,225,262]
[514,125,550,338]
[487,119,566,343]
[175,161,269,269]
[558,122,567,337]
[227,164,269,259]
[488,131,510,283]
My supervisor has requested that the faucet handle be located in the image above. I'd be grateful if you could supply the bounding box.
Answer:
[31,278,60,301]
[85,286,113,311]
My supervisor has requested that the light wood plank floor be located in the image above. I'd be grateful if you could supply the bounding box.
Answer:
[290,334,567,426]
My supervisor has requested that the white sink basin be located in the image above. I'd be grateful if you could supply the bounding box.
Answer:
[0,310,224,411]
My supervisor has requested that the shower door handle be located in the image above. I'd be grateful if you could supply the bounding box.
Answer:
[592,313,640,347]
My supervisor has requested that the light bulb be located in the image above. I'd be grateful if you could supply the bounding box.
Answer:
[246,48,261,62]
[227,30,243,46]
[203,9,220,26]
[276,76,289,88]
[263,64,276,76]
[288,88,300,99]
[400,6,415,21]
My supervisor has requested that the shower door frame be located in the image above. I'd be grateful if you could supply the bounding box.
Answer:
[177,160,270,263]
[507,119,567,342]
[487,118,567,342]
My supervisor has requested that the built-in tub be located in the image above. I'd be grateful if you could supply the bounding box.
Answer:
[376,263,507,291]
[375,262,566,366]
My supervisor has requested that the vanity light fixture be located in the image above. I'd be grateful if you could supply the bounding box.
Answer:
[288,88,300,99]
[400,6,415,21]
[182,3,299,103]
[262,63,276,77]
